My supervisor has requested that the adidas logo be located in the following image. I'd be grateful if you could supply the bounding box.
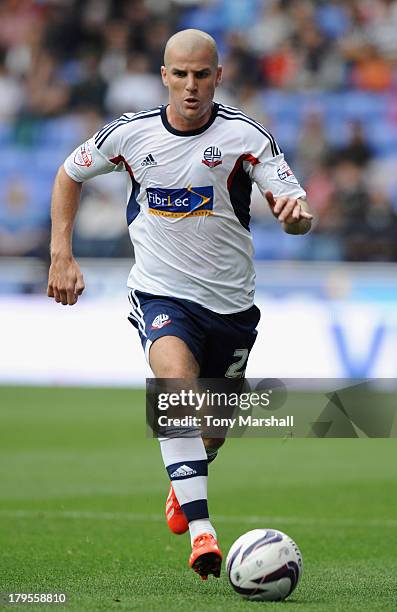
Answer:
[141,153,157,167]
[170,464,197,478]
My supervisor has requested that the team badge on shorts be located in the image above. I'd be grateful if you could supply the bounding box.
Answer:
[202,146,222,168]
[151,314,171,329]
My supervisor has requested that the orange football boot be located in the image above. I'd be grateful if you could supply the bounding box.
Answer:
[189,533,222,580]
[165,484,189,535]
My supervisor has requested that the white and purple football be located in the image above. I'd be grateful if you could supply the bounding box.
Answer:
[226,529,303,601]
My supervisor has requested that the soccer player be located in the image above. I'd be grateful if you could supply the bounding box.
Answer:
[47,29,312,580]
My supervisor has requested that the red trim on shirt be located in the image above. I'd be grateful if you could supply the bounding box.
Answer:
[110,155,134,177]
[227,153,259,191]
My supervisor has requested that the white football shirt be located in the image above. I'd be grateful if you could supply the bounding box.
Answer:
[64,103,306,314]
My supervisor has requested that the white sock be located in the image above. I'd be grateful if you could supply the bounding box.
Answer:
[189,519,217,545]
[159,434,215,534]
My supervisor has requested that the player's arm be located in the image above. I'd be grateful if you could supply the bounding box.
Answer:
[48,121,126,305]
[265,191,313,235]
[245,124,313,235]
[47,166,85,306]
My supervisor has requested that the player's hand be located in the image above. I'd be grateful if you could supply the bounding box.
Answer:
[265,191,313,224]
[47,255,85,306]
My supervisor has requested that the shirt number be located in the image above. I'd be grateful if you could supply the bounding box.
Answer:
[225,349,249,378]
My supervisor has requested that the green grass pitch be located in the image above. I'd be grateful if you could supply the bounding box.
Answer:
[0,386,396,611]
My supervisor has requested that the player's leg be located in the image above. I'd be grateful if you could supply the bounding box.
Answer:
[149,335,199,377]
[128,291,224,577]
[149,335,222,579]
[200,304,261,457]
[150,338,224,466]
[150,336,201,536]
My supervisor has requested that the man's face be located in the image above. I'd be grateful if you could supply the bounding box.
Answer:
[161,46,222,126]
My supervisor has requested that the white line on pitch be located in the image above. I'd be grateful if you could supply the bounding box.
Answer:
[0,510,396,528]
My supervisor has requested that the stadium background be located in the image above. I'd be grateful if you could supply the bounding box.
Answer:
[0,2,396,610]
[1,0,397,382]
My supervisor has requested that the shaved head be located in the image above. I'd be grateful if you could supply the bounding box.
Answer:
[161,29,222,132]
[164,29,218,69]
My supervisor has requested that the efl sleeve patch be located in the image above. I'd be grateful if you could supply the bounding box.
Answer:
[73,141,93,167]
[276,161,299,185]
[64,137,121,182]
[251,153,306,200]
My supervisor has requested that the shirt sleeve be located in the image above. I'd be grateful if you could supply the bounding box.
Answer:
[242,123,306,200]
[63,116,129,182]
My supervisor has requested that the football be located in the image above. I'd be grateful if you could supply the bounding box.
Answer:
[226,528,303,601]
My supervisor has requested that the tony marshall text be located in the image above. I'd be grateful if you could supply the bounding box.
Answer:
[157,415,294,428]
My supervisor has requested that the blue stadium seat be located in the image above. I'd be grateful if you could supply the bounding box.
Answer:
[37,116,82,147]
[365,120,397,157]
[341,92,388,122]
[32,147,68,174]
[252,223,312,260]
[325,119,350,146]
[0,148,31,174]
[271,119,300,155]
[0,171,51,221]
[0,122,12,146]
[0,146,61,195]
[261,91,303,122]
